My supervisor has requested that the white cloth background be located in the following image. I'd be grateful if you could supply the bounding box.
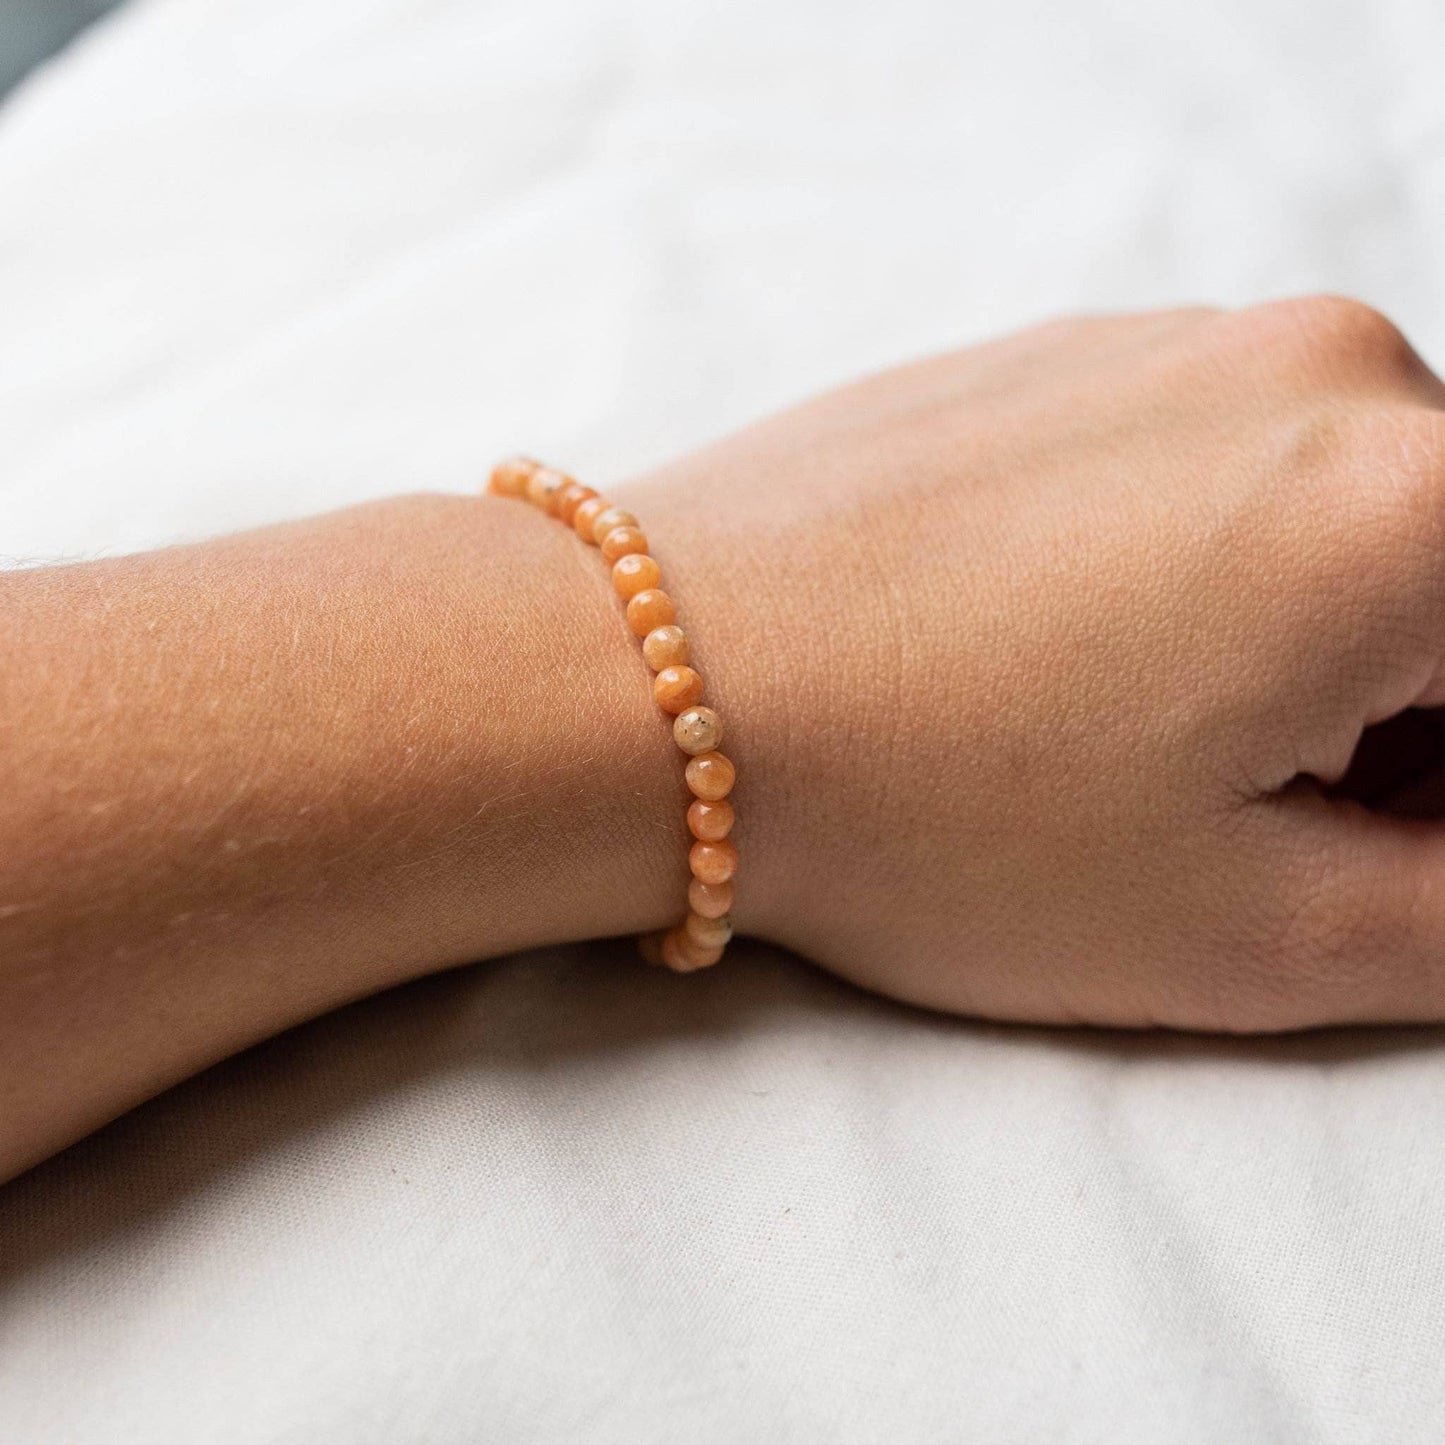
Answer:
[1,1,1444,1439]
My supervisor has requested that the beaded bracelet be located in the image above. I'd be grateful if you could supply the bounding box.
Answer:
[486,456,736,973]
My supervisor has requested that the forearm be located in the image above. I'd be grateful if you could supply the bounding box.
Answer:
[0,494,687,1178]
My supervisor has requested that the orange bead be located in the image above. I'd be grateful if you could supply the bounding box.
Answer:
[591,506,639,545]
[685,751,735,802]
[684,910,733,950]
[573,496,609,542]
[687,797,734,842]
[654,665,704,715]
[673,705,722,756]
[637,931,666,967]
[627,589,676,636]
[555,482,596,525]
[600,525,649,562]
[642,624,689,670]
[688,878,733,918]
[612,554,662,600]
[525,466,568,513]
[488,455,536,496]
[689,837,738,885]
[661,927,723,973]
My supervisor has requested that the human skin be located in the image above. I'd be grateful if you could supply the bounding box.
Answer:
[4,295,1445,1180]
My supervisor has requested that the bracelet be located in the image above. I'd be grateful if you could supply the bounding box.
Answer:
[486,456,737,973]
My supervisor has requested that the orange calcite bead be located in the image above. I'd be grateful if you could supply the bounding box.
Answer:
[689,837,738,885]
[525,466,568,513]
[555,482,596,525]
[612,554,662,600]
[673,705,722,756]
[661,927,723,972]
[654,665,704,715]
[591,506,639,545]
[688,878,733,918]
[685,751,735,801]
[642,624,689,670]
[488,456,536,496]
[627,589,676,636]
[573,496,608,542]
[637,931,665,967]
[684,910,733,950]
[687,797,734,842]
[600,525,649,562]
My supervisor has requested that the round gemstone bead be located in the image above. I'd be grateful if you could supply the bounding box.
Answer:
[654,665,704,715]
[673,705,722,756]
[573,496,609,542]
[612,554,661,600]
[684,911,733,950]
[488,456,536,496]
[642,624,690,670]
[689,837,738,885]
[627,589,676,636]
[688,878,733,918]
[555,482,596,525]
[525,466,567,513]
[685,751,735,801]
[687,798,734,842]
[600,525,649,562]
[591,506,639,545]
[661,928,724,972]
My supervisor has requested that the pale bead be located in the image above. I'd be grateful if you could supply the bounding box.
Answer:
[673,705,722,756]
[689,837,738,885]
[627,589,676,636]
[687,797,734,842]
[488,455,535,496]
[525,466,567,513]
[573,496,609,543]
[654,665,704,715]
[661,927,724,972]
[600,525,649,562]
[555,482,596,526]
[688,878,734,918]
[612,554,661,600]
[642,624,690,670]
[685,750,735,801]
[591,506,639,545]
[684,910,733,950]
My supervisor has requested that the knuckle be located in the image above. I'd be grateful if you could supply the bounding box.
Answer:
[1296,293,1408,352]
[1241,294,1420,379]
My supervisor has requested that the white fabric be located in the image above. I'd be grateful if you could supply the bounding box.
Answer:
[1,1,1444,1439]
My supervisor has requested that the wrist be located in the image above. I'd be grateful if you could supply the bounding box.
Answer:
[610,476,817,948]
[384,493,688,964]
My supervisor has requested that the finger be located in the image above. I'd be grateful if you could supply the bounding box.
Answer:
[1259,792,1445,1028]
[1221,297,1445,410]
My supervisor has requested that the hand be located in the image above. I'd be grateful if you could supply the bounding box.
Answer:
[626,298,1445,1030]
